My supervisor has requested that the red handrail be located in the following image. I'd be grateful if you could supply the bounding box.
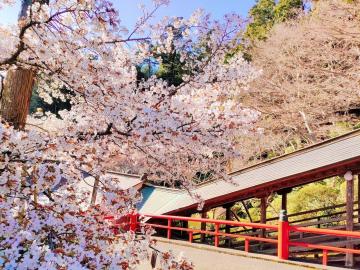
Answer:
[105,212,360,267]
[291,225,360,239]
[143,214,278,229]
[288,225,360,265]
[290,241,360,255]
[140,213,278,250]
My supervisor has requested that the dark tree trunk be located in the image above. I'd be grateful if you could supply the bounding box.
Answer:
[0,67,35,129]
[0,0,36,130]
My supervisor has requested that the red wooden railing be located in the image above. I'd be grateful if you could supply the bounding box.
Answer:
[109,211,360,266]
[289,226,360,265]
[142,213,278,249]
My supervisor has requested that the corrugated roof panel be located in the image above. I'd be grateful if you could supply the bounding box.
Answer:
[138,131,360,215]
[138,186,185,215]
[193,133,360,200]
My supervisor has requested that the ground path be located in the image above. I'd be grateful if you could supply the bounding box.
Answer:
[138,238,345,270]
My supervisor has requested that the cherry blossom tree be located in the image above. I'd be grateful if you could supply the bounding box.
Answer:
[0,0,259,269]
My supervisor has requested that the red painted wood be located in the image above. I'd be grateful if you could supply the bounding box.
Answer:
[278,220,289,260]
[322,250,328,266]
[290,241,360,255]
[215,223,219,247]
[245,239,250,252]
[143,223,277,243]
[189,231,193,243]
[290,226,360,239]
[167,218,172,239]
[129,213,138,232]
[107,212,360,263]
[143,214,277,229]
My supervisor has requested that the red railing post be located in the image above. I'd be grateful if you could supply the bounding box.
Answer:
[322,250,328,266]
[215,223,220,247]
[278,210,290,260]
[141,212,360,266]
[167,218,172,239]
[129,212,138,232]
[245,238,250,252]
[189,231,193,243]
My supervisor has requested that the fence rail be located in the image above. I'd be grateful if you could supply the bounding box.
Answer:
[109,210,360,266]
[142,213,277,248]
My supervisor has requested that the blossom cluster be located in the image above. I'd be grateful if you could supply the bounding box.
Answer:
[0,0,259,269]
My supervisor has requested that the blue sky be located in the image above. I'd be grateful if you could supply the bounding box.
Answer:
[0,1,256,27]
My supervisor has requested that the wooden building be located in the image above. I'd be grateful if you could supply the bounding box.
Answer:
[137,129,360,267]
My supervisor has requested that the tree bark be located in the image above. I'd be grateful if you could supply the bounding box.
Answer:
[90,176,100,205]
[0,67,35,129]
[0,0,37,130]
[299,111,317,143]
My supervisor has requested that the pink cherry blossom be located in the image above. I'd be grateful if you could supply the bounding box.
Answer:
[0,0,259,269]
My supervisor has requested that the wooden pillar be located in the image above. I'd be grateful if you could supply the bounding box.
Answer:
[200,211,207,243]
[278,188,292,212]
[260,196,267,223]
[182,220,188,239]
[260,196,267,238]
[357,175,360,224]
[224,203,233,247]
[345,171,354,268]
[281,192,287,212]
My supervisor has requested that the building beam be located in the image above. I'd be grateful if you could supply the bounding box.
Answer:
[345,171,354,268]
[182,159,360,213]
[241,200,253,222]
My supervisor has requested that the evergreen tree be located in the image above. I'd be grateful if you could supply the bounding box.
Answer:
[245,0,304,41]
[274,0,304,22]
[246,0,276,41]
[137,20,196,87]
